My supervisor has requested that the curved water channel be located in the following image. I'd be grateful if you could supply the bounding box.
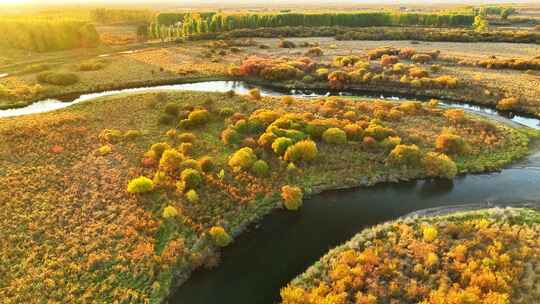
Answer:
[1,81,540,303]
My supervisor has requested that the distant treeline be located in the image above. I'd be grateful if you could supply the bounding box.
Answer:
[90,8,154,25]
[149,12,475,41]
[0,20,100,52]
[206,26,539,44]
[155,12,216,26]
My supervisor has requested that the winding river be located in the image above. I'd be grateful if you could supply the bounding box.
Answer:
[1,81,540,304]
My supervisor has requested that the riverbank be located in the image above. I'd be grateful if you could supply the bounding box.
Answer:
[0,87,537,303]
[281,207,540,304]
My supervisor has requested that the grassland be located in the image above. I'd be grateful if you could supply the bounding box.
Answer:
[0,88,534,303]
[281,207,540,304]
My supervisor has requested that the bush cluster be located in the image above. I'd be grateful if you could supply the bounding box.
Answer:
[281,185,303,211]
[322,128,347,144]
[228,147,257,170]
[423,152,458,179]
[387,144,422,167]
[209,226,232,247]
[127,176,154,194]
[37,72,79,86]
[284,140,318,163]
[435,133,469,155]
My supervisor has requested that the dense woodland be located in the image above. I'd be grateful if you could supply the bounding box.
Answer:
[90,8,154,25]
[0,19,100,52]
[148,12,475,40]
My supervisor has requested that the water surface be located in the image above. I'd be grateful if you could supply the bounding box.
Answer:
[170,151,540,304]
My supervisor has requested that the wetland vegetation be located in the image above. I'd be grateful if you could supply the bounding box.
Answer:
[1,1,539,303]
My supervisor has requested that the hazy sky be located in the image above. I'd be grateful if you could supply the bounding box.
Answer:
[1,0,538,8]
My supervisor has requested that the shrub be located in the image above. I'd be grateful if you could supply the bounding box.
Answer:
[127,176,154,194]
[328,71,350,89]
[443,109,466,123]
[23,63,52,73]
[272,137,294,155]
[427,99,439,108]
[185,189,199,203]
[305,121,332,139]
[334,55,361,67]
[399,101,422,114]
[159,149,184,174]
[251,160,270,177]
[283,129,308,142]
[343,124,364,141]
[496,97,519,111]
[387,144,422,167]
[380,55,399,66]
[305,47,323,57]
[188,109,210,125]
[423,152,458,179]
[422,225,438,242]
[123,130,141,140]
[162,205,179,219]
[153,171,169,188]
[411,53,433,63]
[209,226,232,247]
[180,158,200,170]
[234,119,249,134]
[79,59,108,71]
[99,129,123,143]
[179,143,193,155]
[178,132,196,143]
[37,71,79,86]
[97,145,112,155]
[399,47,416,59]
[221,128,241,145]
[281,185,303,210]
[322,128,347,144]
[434,75,458,88]
[181,168,202,189]
[150,142,171,160]
[278,40,296,48]
[248,88,261,100]
[284,140,318,163]
[362,136,377,149]
[198,156,215,173]
[228,147,257,170]
[282,95,295,106]
[380,136,402,151]
[408,67,429,78]
[258,132,277,148]
[343,111,357,121]
[219,107,234,117]
[166,129,177,138]
[367,47,399,60]
[364,125,395,141]
[315,68,329,79]
[435,133,469,155]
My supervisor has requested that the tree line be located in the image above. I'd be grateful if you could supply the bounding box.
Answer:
[0,19,100,52]
[148,11,475,41]
[90,8,154,25]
